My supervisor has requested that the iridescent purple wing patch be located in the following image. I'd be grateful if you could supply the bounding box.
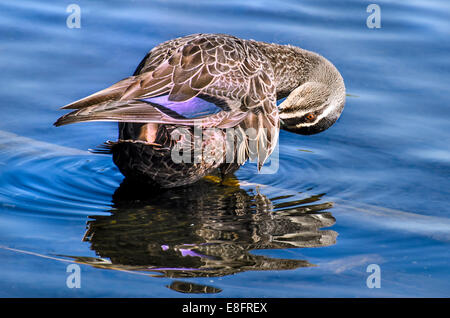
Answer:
[140,95,224,119]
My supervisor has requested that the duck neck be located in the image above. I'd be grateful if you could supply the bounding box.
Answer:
[248,40,332,99]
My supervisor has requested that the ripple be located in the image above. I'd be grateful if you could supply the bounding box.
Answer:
[236,131,389,204]
[0,131,121,218]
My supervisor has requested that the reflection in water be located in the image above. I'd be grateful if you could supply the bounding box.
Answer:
[0,130,337,294]
[167,281,223,294]
[72,177,337,293]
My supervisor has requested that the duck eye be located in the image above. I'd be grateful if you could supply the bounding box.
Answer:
[305,113,315,121]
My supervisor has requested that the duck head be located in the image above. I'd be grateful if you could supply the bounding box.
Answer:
[278,59,346,135]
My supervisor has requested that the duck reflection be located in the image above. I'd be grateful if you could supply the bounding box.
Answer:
[75,177,337,292]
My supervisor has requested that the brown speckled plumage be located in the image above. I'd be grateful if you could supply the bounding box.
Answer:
[55,33,345,188]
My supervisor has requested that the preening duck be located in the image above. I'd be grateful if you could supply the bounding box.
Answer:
[55,33,345,188]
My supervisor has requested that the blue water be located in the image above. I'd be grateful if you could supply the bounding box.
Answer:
[0,0,449,297]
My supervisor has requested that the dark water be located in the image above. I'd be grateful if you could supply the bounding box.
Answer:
[0,0,449,297]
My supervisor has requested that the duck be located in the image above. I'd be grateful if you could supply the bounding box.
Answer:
[55,33,345,188]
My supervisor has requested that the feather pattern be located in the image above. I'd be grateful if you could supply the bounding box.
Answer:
[55,33,345,187]
[55,34,280,176]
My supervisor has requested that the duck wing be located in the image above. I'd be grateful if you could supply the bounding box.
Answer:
[54,33,277,129]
